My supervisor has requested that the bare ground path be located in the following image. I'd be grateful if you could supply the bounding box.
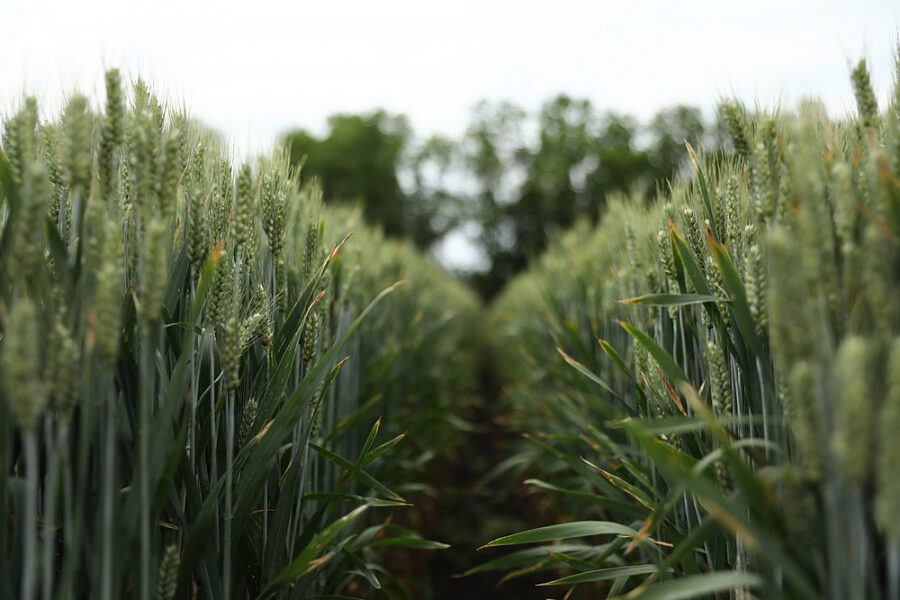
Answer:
[411,343,549,599]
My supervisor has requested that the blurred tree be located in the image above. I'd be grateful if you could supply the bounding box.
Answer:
[465,99,715,298]
[494,102,713,299]
[512,95,596,262]
[646,105,706,182]
[582,112,651,208]
[282,101,716,299]
[283,110,413,239]
[462,100,527,298]
[407,134,464,248]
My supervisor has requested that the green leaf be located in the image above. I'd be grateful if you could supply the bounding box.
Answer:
[545,550,598,572]
[685,141,719,238]
[463,544,599,576]
[369,537,449,550]
[520,434,621,499]
[524,479,648,517]
[581,458,656,510]
[598,338,633,382]
[618,321,689,385]
[228,283,402,567]
[608,571,763,600]
[300,493,409,508]
[361,433,406,467]
[620,293,726,307]
[677,383,769,509]
[557,347,616,395]
[658,515,719,575]
[708,236,766,359]
[340,549,381,590]
[539,564,660,586]
[0,147,20,263]
[481,521,638,549]
[617,419,818,599]
[669,222,711,296]
[615,414,779,436]
[44,216,71,277]
[270,505,369,587]
[310,443,402,502]
[326,393,384,442]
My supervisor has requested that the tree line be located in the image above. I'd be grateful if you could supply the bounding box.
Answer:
[283,95,725,298]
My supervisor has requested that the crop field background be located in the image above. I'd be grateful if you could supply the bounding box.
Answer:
[2,3,900,599]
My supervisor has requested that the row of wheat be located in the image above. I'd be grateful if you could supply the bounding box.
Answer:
[480,50,900,599]
[0,72,478,599]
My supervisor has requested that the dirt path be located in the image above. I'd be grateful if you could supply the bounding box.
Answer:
[412,343,549,599]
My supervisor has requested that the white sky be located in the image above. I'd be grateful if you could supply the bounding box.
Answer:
[2,0,899,269]
[2,0,898,154]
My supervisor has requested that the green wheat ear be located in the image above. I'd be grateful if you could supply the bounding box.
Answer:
[17,160,51,281]
[48,317,80,418]
[94,216,125,364]
[260,172,287,258]
[719,100,751,159]
[138,216,170,328]
[877,339,900,542]
[851,59,879,130]
[233,163,256,258]
[302,218,320,284]
[99,69,124,201]
[158,126,181,217]
[207,251,235,329]
[2,298,47,431]
[219,315,242,391]
[752,140,776,220]
[302,311,320,364]
[156,545,179,600]
[239,398,259,447]
[61,94,92,198]
[187,177,210,274]
[41,123,65,220]
[832,336,875,485]
[211,158,233,240]
[707,341,732,415]
[2,107,24,184]
[744,242,767,334]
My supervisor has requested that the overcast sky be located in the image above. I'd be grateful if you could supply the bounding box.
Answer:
[2,0,899,156]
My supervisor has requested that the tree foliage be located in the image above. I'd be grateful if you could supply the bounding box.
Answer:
[284,111,411,238]
[282,98,716,298]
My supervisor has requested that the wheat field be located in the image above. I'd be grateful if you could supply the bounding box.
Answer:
[2,46,900,600]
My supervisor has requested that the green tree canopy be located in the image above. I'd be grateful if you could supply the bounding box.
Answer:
[464,96,710,297]
[282,99,716,298]
[283,110,411,238]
